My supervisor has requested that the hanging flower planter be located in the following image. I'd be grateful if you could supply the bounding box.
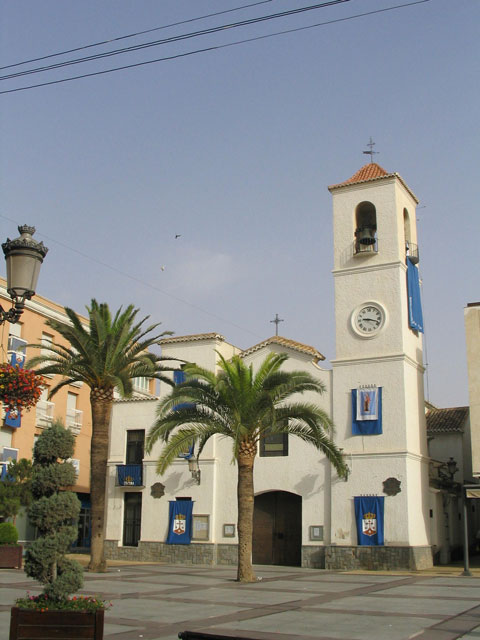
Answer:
[0,364,44,413]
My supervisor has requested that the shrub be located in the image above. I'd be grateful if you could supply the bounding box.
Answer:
[0,522,18,545]
[23,421,83,601]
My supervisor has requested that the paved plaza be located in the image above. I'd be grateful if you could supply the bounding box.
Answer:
[1,562,480,640]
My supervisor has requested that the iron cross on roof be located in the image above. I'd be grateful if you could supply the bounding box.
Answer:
[270,313,284,336]
[363,137,379,163]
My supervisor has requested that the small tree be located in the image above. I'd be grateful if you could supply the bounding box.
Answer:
[24,421,83,600]
[0,459,33,524]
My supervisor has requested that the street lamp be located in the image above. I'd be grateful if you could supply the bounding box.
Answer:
[1,225,48,324]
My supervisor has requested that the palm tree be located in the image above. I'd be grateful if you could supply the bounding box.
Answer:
[146,351,346,583]
[28,300,175,572]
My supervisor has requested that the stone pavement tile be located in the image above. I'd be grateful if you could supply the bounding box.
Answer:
[376,585,480,599]
[80,578,175,595]
[211,609,430,640]
[107,597,244,623]
[460,628,480,639]
[135,573,235,586]
[0,586,41,604]
[419,578,480,587]
[171,585,316,606]
[309,594,473,616]
[255,579,372,593]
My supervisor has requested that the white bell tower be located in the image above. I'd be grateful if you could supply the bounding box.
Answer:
[328,163,432,569]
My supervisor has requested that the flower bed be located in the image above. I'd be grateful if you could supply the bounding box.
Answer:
[15,594,109,612]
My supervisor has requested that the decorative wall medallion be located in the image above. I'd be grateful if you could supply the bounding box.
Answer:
[383,477,401,496]
[150,482,165,498]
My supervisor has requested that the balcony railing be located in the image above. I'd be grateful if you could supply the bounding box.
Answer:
[36,400,54,428]
[66,408,83,435]
[406,242,419,264]
[354,239,378,256]
[116,464,144,487]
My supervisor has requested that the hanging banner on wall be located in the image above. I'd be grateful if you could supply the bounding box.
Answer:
[354,496,384,546]
[4,407,21,428]
[166,500,194,545]
[351,388,382,435]
[406,257,424,333]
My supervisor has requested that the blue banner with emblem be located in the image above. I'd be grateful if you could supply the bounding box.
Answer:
[354,496,384,546]
[352,388,382,435]
[166,500,193,544]
[407,257,424,333]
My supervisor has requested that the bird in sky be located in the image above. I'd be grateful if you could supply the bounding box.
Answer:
[175,234,181,239]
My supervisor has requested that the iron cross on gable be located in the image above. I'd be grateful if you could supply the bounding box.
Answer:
[270,313,284,336]
[363,137,379,163]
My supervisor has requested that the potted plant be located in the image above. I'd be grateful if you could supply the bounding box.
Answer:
[0,363,44,413]
[9,421,107,640]
[0,522,22,568]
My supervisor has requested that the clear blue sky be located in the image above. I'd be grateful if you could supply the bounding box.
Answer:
[1,0,478,407]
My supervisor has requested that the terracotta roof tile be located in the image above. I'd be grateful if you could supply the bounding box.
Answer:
[240,336,325,362]
[426,406,469,433]
[160,333,226,345]
[328,162,419,203]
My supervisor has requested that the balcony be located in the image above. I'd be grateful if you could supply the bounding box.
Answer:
[36,400,54,428]
[406,242,419,264]
[7,336,27,367]
[66,408,83,435]
[116,464,144,488]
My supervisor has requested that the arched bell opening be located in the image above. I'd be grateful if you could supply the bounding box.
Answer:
[354,201,377,255]
[404,208,419,264]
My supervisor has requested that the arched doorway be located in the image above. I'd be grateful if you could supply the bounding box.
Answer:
[253,491,302,566]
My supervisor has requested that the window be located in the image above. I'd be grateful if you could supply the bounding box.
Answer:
[126,430,145,465]
[66,392,82,435]
[260,425,289,457]
[132,377,150,393]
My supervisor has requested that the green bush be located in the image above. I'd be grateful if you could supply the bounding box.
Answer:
[0,522,18,545]
[24,420,83,601]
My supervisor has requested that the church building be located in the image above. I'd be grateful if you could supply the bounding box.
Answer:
[104,163,455,570]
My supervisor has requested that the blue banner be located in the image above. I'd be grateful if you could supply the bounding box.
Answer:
[166,500,193,545]
[407,257,424,333]
[352,388,382,435]
[354,496,384,546]
[5,408,21,428]
[117,464,143,486]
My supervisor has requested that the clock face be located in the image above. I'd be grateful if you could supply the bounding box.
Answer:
[353,304,385,336]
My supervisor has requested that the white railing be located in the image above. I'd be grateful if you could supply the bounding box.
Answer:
[66,408,83,435]
[36,400,55,428]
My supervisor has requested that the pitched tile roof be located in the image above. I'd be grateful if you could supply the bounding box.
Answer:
[426,406,469,434]
[240,336,325,362]
[328,162,419,203]
[160,333,226,345]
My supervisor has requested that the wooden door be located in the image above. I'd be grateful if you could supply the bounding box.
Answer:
[252,491,301,566]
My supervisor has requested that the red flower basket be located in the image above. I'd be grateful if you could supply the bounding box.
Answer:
[0,364,45,413]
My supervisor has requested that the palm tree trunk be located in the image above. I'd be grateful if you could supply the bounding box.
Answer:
[237,444,256,583]
[88,387,113,573]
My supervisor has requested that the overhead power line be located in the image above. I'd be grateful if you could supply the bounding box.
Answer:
[0,1,352,82]
[0,0,432,95]
[0,0,275,71]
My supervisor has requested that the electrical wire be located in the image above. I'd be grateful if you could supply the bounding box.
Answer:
[0,0,432,95]
[0,1,351,82]
[0,1,275,71]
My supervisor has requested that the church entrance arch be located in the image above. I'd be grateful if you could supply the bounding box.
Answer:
[252,491,302,566]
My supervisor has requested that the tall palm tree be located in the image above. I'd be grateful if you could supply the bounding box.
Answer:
[146,351,346,583]
[28,300,175,572]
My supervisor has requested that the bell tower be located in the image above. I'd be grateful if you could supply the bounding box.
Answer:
[327,163,432,569]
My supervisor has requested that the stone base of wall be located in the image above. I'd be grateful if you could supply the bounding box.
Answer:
[302,545,326,569]
[324,545,433,571]
[105,540,433,571]
[104,540,238,565]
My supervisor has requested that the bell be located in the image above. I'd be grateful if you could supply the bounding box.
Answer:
[356,226,376,245]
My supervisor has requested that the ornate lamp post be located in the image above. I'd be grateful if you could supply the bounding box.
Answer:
[1,225,48,324]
